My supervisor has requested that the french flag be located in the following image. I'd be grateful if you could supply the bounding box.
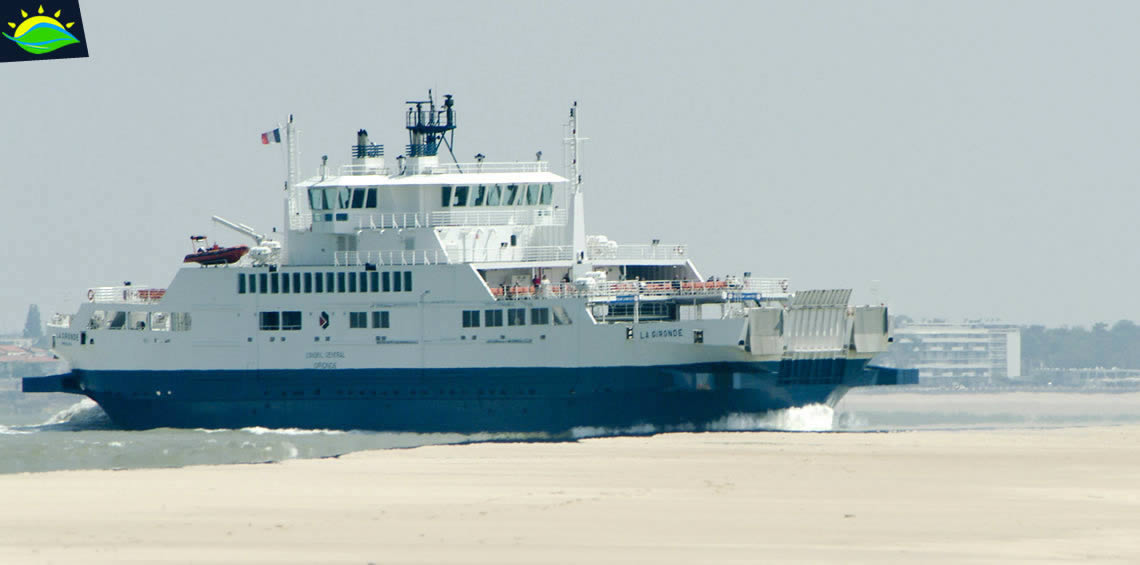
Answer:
[261,128,281,144]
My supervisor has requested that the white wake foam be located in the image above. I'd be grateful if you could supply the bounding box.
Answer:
[707,404,836,432]
[41,398,110,428]
[571,422,661,439]
[570,404,837,438]
[240,427,346,436]
[0,425,33,435]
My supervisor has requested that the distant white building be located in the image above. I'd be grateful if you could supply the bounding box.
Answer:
[892,322,1021,382]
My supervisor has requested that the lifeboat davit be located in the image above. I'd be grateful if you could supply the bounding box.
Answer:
[183,244,250,265]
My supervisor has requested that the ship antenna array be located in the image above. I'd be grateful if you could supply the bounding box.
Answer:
[404,90,460,171]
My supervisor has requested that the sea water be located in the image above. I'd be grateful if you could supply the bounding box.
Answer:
[3,388,1140,474]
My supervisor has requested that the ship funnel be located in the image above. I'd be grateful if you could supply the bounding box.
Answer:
[351,128,385,175]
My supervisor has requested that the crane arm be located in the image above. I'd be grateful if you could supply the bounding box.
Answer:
[212,215,265,245]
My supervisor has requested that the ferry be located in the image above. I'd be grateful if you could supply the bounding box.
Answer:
[25,94,916,432]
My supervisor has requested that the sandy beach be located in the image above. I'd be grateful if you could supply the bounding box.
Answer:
[2,426,1139,564]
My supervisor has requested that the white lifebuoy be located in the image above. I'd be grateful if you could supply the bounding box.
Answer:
[87,289,95,301]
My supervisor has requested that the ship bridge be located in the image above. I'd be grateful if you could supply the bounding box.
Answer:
[274,94,705,311]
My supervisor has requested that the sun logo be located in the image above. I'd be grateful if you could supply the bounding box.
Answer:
[4,5,79,55]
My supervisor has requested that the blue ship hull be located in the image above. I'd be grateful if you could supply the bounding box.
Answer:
[24,359,916,432]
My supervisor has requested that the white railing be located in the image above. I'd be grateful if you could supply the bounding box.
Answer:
[429,208,567,227]
[489,277,792,302]
[87,286,167,304]
[434,243,700,265]
[358,213,427,230]
[587,243,689,261]
[742,277,791,295]
[333,244,762,269]
[443,245,574,264]
[421,161,549,174]
[339,163,391,176]
[334,250,453,267]
[354,209,568,230]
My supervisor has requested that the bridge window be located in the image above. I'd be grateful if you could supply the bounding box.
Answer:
[371,311,390,329]
[541,183,553,205]
[359,272,368,293]
[485,310,503,327]
[349,312,368,329]
[508,308,526,326]
[282,311,302,331]
[259,273,268,294]
[238,274,246,294]
[370,271,379,292]
[462,310,480,328]
[404,271,413,292]
[348,272,357,292]
[531,307,550,325]
[304,272,313,293]
[441,186,452,207]
[270,273,280,294]
[366,187,377,208]
[473,185,486,206]
[487,184,502,206]
[337,187,351,209]
[108,311,127,330]
[260,312,280,331]
[150,312,170,331]
[293,273,301,293]
[392,271,402,292]
[326,272,335,292]
[382,272,390,292]
[309,188,329,211]
[504,184,518,205]
[281,272,291,293]
[526,184,538,205]
[315,272,324,293]
[453,185,469,207]
[337,272,346,293]
[351,188,366,209]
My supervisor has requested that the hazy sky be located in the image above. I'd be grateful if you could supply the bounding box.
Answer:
[2,1,1138,331]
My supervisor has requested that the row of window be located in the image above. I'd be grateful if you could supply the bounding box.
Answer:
[260,310,392,331]
[461,306,571,328]
[238,271,413,295]
[259,311,303,331]
[442,184,553,208]
[308,183,556,212]
[349,311,390,329]
[310,187,378,211]
[88,311,191,331]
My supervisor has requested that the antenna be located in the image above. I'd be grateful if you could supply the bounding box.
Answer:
[404,91,459,170]
[564,101,588,195]
[564,102,590,277]
[285,114,298,189]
